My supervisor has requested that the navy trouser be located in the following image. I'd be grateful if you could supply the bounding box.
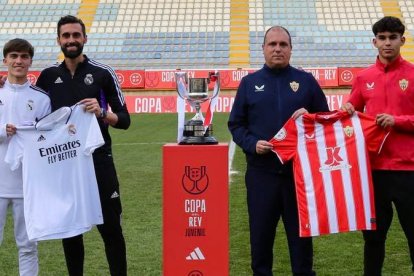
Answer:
[246,167,314,276]
[363,170,414,276]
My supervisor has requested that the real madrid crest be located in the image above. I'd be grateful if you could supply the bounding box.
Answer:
[68,124,77,135]
[399,79,408,91]
[290,81,299,92]
[343,126,354,137]
[27,100,34,111]
[84,74,94,85]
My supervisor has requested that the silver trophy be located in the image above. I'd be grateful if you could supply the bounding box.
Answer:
[175,71,220,145]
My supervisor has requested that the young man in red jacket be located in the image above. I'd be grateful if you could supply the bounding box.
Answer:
[343,16,414,275]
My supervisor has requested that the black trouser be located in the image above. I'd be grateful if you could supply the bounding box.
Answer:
[363,170,414,276]
[63,158,127,276]
[246,167,315,276]
[62,196,126,276]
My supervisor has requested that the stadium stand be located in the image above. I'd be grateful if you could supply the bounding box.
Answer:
[87,0,232,69]
[0,0,80,70]
[0,0,413,70]
[249,0,385,67]
[398,0,414,59]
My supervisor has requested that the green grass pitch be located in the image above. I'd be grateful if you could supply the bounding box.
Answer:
[1,113,411,275]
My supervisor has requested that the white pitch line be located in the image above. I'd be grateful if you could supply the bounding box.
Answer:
[113,142,168,146]
[228,140,239,182]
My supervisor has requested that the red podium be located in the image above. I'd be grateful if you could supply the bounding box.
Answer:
[163,143,229,276]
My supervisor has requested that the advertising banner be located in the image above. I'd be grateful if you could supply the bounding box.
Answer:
[115,70,145,88]
[0,71,39,84]
[124,94,349,114]
[303,67,338,87]
[3,67,370,89]
[145,68,339,90]
[163,144,229,276]
[338,67,365,86]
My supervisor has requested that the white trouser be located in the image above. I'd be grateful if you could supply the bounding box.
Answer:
[0,197,38,276]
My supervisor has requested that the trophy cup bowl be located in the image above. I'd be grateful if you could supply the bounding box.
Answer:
[176,72,219,145]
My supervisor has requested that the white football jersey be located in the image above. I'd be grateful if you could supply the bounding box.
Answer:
[5,104,104,241]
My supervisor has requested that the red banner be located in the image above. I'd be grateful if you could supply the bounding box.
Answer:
[144,68,340,89]
[124,94,349,113]
[325,94,350,111]
[144,69,256,90]
[163,144,229,276]
[0,71,40,85]
[303,67,338,87]
[125,95,235,114]
[3,70,146,88]
[338,67,365,86]
[28,71,40,84]
[1,67,368,90]
[115,70,145,88]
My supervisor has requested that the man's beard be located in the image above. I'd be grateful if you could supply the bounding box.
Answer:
[61,43,84,59]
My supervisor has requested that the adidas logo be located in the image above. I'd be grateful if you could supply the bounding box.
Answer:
[0,100,3,105]
[37,135,46,142]
[185,247,205,260]
[110,191,119,199]
[54,77,63,84]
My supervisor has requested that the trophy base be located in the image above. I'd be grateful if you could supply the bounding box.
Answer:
[179,120,218,145]
[179,136,218,145]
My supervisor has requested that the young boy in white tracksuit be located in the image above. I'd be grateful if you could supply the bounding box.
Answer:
[0,38,50,276]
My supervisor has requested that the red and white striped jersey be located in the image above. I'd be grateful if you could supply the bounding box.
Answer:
[270,111,388,237]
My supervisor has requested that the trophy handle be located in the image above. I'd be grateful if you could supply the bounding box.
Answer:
[175,72,189,99]
[209,71,220,99]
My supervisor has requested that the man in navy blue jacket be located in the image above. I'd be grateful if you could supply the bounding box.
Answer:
[228,26,329,276]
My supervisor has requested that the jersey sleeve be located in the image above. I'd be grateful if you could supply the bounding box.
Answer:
[228,77,258,154]
[4,132,24,171]
[269,118,298,163]
[102,67,130,130]
[0,124,7,143]
[348,75,366,112]
[84,113,105,155]
[357,112,389,153]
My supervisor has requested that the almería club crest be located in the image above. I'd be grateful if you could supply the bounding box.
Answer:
[399,79,409,91]
[343,126,354,137]
[290,81,299,92]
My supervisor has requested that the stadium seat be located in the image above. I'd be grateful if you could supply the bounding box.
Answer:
[248,0,383,68]
[0,0,403,69]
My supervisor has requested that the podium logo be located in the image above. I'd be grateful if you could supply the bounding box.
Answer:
[188,270,203,276]
[182,166,209,195]
[186,247,205,260]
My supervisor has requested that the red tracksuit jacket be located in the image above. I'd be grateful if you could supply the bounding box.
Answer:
[349,55,414,170]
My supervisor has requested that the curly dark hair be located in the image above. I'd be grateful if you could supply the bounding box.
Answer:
[372,16,405,36]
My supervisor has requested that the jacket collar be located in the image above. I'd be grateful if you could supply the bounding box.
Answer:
[5,79,31,91]
[59,54,89,71]
[263,63,291,75]
[375,54,404,72]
